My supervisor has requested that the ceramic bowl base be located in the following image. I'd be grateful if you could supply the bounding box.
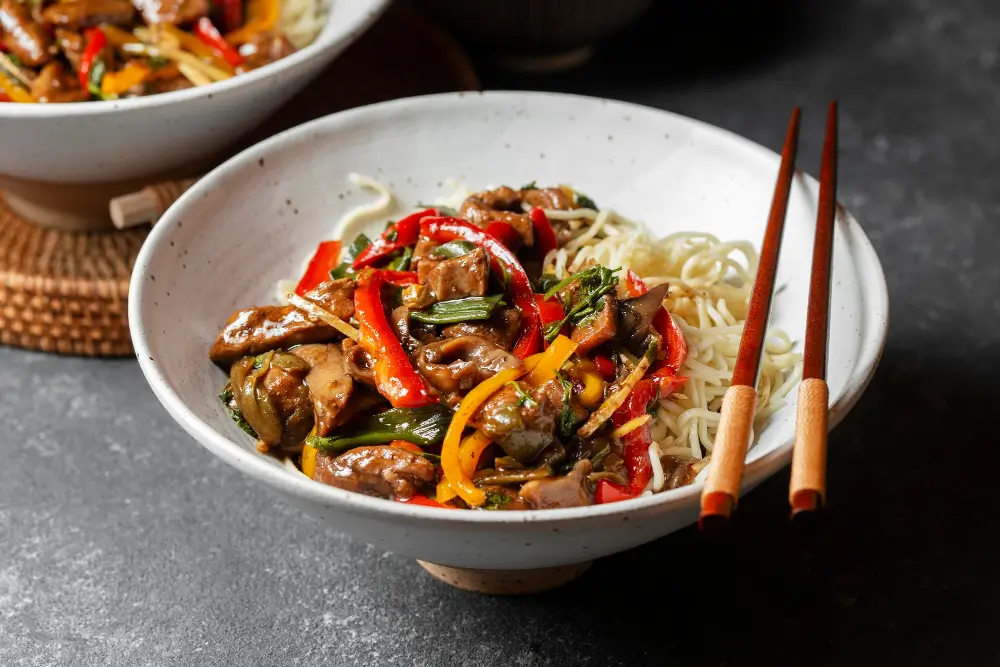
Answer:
[417,560,592,595]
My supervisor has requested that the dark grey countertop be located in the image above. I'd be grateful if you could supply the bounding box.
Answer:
[3,1,999,664]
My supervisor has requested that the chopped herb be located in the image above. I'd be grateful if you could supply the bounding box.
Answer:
[505,381,537,409]
[410,295,506,325]
[537,273,562,293]
[148,56,170,69]
[555,371,583,441]
[574,192,598,210]
[219,384,257,438]
[541,265,620,342]
[520,180,538,190]
[430,240,476,259]
[386,245,413,271]
[482,489,514,510]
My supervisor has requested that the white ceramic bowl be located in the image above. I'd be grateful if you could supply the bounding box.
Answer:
[130,91,888,573]
[0,0,390,185]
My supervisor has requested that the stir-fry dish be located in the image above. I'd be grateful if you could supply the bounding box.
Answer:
[209,179,801,510]
[0,0,324,102]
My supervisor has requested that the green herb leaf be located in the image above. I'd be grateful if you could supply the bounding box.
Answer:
[417,203,459,217]
[307,405,454,452]
[430,240,476,260]
[330,233,371,279]
[574,192,598,210]
[410,295,506,325]
[537,273,562,293]
[520,180,538,190]
[542,265,620,342]
[505,381,537,409]
[555,371,583,441]
[482,489,514,510]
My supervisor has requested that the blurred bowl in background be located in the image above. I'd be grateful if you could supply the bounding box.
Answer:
[413,0,655,72]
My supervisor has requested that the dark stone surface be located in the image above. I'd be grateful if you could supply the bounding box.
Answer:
[3,0,999,664]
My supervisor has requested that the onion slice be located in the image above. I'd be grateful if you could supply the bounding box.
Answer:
[283,291,359,340]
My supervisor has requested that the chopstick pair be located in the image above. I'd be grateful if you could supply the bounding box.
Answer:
[698,101,839,530]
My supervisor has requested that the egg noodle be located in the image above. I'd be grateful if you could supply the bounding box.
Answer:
[279,175,802,491]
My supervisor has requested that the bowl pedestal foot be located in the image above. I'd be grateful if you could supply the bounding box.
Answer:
[417,560,592,595]
[491,46,595,74]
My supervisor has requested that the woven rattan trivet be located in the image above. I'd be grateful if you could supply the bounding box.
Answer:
[0,3,477,358]
[0,197,143,356]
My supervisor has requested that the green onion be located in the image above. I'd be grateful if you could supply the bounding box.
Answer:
[520,180,537,190]
[542,265,620,342]
[430,240,476,260]
[505,381,537,409]
[330,233,371,279]
[410,295,506,325]
[306,405,454,452]
[386,245,413,271]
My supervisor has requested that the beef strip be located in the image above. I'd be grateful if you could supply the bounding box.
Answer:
[459,186,535,246]
[409,236,439,273]
[289,343,353,437]
[0,0,52,66]
[238,32,296,71]
[518,459,593,509]
[42,0,135,30]
[313,446,435,499]
[521,187,574,211]
[470,380,560,463]
[132,0,207,24]
[421,247,489,303]
[55,28,84,71]
[28,62,88,103]
[570,293,618,355]
[441,307,522,351]
[415,335,520,395]
[209,279,356,368]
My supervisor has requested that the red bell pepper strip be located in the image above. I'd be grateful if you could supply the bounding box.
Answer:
[0,93,11,103]
[485,221,521,250]
[625,269,648,297]
[396,493,453,508]
[194,17,244,67]
[652,306,688,374]
[294,240,342,296]
[535,294,565,328]
[216,0,243,33]
[419,216,542,359]
[375,269,419,286]
[529,207,558,259]
[352,209,435,270]
[595,479,639,504]
[78,28,107,91]
[592,353,616,381]
[354,269,436,408]
[612,378,659,495]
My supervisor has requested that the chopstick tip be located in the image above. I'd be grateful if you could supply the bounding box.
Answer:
[698,492,735,535]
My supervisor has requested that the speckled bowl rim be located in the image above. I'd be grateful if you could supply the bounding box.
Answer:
[130,90,889,526]
[0,0,391,118]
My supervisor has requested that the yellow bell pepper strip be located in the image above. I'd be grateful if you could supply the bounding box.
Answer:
[301,443,318,478]
[577,370,605,408]
[100,61,151,96]
[441,367,526,507]
[224,0,281,45]
[0,70,34,103]
[436,430,491,503]
[523,334,577,388]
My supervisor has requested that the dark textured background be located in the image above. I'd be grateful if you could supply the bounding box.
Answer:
[3,0,999,664]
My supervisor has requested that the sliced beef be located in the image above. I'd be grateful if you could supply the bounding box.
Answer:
[290,344,353,437]
[415,335,520,395]
[42,0,135,29]
[441,307,522,351]
[422,247,489,303]
[55,29,84,71]
[332,386,388,426]
[209,279,355,368]
[519,459,593,509]
[470,380,559,463]
[28,62,88,103]
[1,0,52,66]
[131,0,207,24]
[522,187,574,211]
[533,378,588,428]
[313,446,435,499]
[341,339,376,388]
[460,186,534,246]
[410,236,439,273]
[238,32,296,71]
[570,293,618,355]
[228,351,313,451]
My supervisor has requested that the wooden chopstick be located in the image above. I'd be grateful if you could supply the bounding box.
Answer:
[790,101,838,515]
[698,107,802,530]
